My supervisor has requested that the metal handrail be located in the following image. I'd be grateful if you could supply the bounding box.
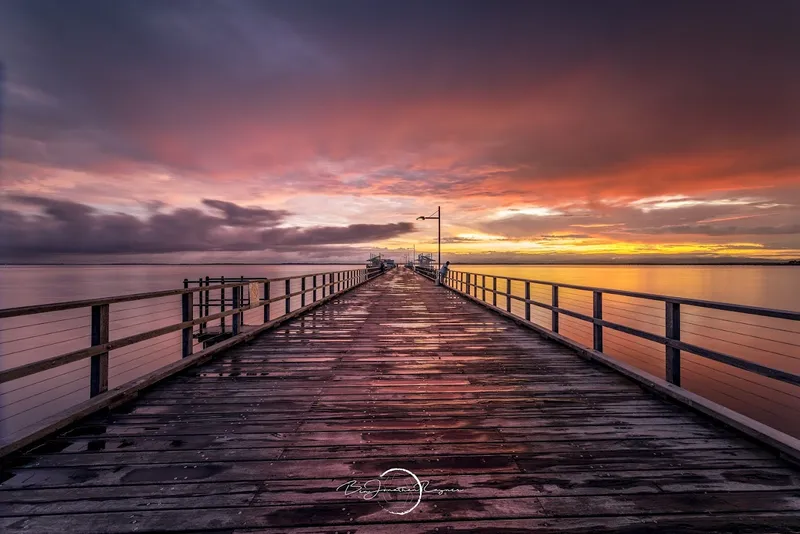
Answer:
[0,266,389,454]
[442,269,800,388]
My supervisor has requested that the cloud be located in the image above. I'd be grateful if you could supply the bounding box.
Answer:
[201,199,290,227]
[0,196,415,258]
[632,224,800,236]
[0,1,799,261]
[539,234,590,240]
[2,0,799,201]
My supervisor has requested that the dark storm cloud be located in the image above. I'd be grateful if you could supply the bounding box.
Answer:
[1,0,798,187]
[0,196,414,257]
[201,199,290,227]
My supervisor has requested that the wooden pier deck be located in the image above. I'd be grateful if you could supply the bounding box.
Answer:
[2,268,800,532]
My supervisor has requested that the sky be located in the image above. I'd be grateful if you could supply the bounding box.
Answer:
[1,0,799,263]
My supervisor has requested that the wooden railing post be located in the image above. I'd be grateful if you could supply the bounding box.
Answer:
[232,286,241,335]
[181,292,193,358]
[482,275,486,301]
[552,285,559,333]
[666,301,681,386]
[506,278,511,312]
[593,291,603,352]
[285,279,291,315]
[492,277,497,306]
[525,282,531,321]
[90,303,109,397]
[312,275,317,302]
[301,277,306,307]
[263,280,270,322]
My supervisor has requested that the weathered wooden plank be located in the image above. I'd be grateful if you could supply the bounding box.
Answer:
[3,492,800,532]
[2,448,783,489]
[12,438,759,468]
[4,469,800,516]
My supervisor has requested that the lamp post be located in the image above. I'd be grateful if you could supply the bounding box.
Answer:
[416,206,441,270]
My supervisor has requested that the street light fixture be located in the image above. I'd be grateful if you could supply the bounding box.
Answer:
[416,206,441,270]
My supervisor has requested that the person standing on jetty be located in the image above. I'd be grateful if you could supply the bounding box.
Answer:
[437,261,450,285]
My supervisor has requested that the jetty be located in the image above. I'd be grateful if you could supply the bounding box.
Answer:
[1,266,799,532]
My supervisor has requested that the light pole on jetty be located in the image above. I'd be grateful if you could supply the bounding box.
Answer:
[416,206,441,269]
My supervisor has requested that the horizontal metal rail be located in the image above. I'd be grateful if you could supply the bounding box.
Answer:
[0,266,387,455]
[426,268,800,453]
[442,269,799,385]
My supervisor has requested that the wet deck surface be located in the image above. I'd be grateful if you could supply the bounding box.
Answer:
[2,268,800,532]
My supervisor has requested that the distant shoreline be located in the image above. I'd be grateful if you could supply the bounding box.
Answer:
[1,262,797,267]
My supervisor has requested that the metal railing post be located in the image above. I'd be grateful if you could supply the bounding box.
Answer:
[506,278,511,312]
[90,303,109,397]
[197,278,204,334]
[593,291,603,352]
[285,279,291,315]
[232,286,241,335]
[204,276,210,332]
[263,280,270,322]
[181,292,193,358]
[666,301,681,386]
[552,286,559,333]
[525,281,531,321]
[301,277,306,307]
[220,276,226,333]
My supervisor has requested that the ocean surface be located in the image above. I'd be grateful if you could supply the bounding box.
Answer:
[1,264,798,441]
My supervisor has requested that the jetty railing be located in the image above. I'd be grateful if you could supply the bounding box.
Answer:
[415,265,437,281]
[0,266,384,455]
[440,269,800,444]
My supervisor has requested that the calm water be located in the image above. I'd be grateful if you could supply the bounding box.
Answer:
[1,264,798,442]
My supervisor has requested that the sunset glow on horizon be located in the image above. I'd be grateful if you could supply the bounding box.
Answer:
[1,1,798,263]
